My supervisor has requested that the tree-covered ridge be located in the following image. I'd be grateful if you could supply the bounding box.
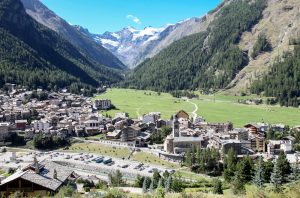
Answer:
[251,33,272,59]
[251,44,300,107]
[122,0,267,92]
[0,0,123,92]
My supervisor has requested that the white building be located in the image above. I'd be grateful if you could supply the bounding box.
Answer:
[267,140,293,155]
[93,99,111,110]
[33,120,51,133]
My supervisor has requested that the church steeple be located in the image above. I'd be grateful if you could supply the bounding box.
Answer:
[172,115,180,137]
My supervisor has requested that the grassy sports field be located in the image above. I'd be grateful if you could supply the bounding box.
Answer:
[95,89,300,127]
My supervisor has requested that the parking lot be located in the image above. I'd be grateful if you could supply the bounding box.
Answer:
[0,150,174,181]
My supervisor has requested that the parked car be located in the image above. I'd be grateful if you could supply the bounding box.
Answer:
[121,164,129,168]
[103,158,112,164]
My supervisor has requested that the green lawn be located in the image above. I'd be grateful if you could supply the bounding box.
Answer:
[132,151,180,169]
[95,89,193,119]
[64,142,130,158]
[95,89,300,127]
[82,134,105,140]
[175,169,212,181]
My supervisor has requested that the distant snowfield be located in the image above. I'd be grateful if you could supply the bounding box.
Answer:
[100,38,119,47]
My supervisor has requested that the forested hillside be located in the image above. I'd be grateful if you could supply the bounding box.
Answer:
[21,0,127,71]
[0,0,123,93]
[251,42,300,107]
[122,0,267,92]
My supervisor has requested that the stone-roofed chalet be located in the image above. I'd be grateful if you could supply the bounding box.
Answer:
[0,158,77,197]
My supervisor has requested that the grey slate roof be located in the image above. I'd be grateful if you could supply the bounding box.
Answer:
[173,136,203,143]
[0,161,74,192]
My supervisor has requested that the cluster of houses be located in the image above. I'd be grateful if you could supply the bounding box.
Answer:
[0,87,167,148]
[0,85,299,160]
[0,86,119,145]
[163,112,298,162]
[1,85,300,197]
[0,86,299,161]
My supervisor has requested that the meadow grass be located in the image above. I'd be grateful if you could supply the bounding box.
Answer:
[95,89,194,119]
[192,96,300,127]
[96,88,300,127]
[65,142,130,158]
[132,151,180,169]
[175,169,212,181]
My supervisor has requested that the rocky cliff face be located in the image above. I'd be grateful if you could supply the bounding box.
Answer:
[226,0,300,94]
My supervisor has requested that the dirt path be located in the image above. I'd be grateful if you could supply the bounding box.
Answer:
[187,99,198,120]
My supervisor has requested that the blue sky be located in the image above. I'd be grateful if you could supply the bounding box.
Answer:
[41,0,222,34]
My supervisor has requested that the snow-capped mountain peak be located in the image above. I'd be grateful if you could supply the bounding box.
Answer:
[75,15,209,69]
[87,25,170,67]
[132,26,165,41]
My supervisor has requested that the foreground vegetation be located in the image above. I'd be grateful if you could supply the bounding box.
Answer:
[97,89,300,127]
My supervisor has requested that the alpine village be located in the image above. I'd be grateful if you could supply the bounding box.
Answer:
[1,0,300,197]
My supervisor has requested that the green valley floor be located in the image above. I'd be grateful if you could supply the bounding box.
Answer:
[95,89,300,127]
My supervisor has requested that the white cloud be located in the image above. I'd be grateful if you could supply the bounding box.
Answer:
[126,14,141,24]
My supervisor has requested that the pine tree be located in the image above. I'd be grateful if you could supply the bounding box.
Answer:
[253,156,265,188]
[171,174,183,193]
[212,178,223,194]
[264,159,274,182]
[152,170,161,188]
[149,179,154,193]
[223,148,237,182]
[164,176,172,193]
[232,173,245,194]
[185,149,193,168]
[134,174,144,188]
[270,160,283,192]
[290,164,298,181]
[277,150,291,180]
[163,170,170,180]
[157,178,163,188]
[143,177,149,193]
[236,155,254,183]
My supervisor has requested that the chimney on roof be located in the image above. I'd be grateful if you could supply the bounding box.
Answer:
[33,154,39,174]
[53,169,57,179]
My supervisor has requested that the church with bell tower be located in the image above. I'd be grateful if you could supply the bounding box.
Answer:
[172,115,180,137]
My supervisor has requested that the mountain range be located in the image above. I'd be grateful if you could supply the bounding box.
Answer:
[20,0,223,69]
[21,0,126,71]
[77,15,221,68]
[0,0,123,94]
[122,0,300,106]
